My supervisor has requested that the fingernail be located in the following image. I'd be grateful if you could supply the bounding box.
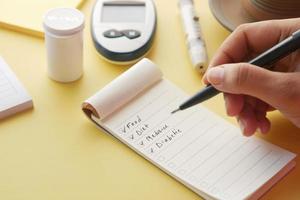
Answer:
[207,67,224,85]
[256,128,262,134]
[223,95,230,115]
[257,127,267,135]
[238,118,245,135]
[201,75,207,84]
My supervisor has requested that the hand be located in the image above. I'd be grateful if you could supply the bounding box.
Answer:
[203,18,300,136]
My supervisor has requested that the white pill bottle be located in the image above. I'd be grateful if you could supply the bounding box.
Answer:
[43,8,85,82]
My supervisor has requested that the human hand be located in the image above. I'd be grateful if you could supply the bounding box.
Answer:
[203,18,300,136]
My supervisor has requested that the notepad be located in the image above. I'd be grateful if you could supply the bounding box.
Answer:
[82,58,296,200]
[0,57,33,119]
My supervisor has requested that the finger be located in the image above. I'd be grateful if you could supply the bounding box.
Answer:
[206,63,300,109]
[254,99,270,113]
[203,18,300,83]
[267,106,276,112]
[259,117,271,134]
[224,93,244,116]
[202,76,210,85]
[210,19,300,67]
[245,96,257,108]
[237,104,258,136]
[255,111,271,134]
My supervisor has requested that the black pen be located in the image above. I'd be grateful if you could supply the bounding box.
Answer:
[171,29,300,114]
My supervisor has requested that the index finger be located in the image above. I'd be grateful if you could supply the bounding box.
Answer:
[203,18,300,84]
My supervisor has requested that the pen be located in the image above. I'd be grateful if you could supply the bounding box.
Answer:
[171,29,300,114]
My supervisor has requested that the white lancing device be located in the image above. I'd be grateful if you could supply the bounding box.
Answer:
[178,0,208,74]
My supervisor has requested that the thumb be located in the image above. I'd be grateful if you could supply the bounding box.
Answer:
[206,63,299,107]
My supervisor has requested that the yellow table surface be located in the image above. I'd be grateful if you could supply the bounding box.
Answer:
[0,0,84,37]
[0,0,299,199]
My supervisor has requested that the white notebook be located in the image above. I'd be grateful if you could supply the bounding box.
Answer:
[0,57,33,119]
[82,58,296,200]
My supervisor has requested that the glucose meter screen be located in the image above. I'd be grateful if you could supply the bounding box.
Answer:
[101,4,145,23]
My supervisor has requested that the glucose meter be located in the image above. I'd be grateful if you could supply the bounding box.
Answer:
[91,0,157,63]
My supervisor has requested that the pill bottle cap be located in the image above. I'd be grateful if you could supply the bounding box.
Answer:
[43,8,85,36]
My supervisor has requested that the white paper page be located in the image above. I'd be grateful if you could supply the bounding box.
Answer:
[85,58,162,119]
[0,57,32,117]
[93,79,296,200]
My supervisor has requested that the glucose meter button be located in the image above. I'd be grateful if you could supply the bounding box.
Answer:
[103,29,123,38]
[122,30,141,39]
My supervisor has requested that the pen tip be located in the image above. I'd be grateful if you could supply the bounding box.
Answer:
[171,108,180,114]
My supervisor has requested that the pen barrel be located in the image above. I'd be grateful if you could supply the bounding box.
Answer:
[180,85,219,110]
